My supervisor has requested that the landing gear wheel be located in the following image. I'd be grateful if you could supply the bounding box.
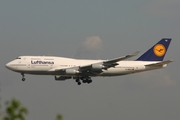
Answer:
[22,78,25,81]
[82,80,87,83]
[75,78,81,85]
[75,77,92,85]
[77,82,81,85]
[88,79,92,84]
[76,79,79,82]
[87,80,92,84]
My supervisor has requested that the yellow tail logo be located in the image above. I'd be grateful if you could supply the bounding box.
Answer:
[153,44,166,57]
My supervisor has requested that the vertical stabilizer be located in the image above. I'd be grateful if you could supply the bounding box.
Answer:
[137,38,172,61]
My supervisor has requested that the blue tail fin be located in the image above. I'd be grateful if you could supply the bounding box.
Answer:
[136,38,172,61]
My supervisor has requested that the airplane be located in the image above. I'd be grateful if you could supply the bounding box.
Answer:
[5,38,173,85]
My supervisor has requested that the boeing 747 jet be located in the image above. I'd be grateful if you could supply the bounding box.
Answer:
[6,38,173,85]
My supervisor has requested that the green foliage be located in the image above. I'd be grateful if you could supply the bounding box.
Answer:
[56,114,63,120]
[4,99,28,120]
[0,92,63,120]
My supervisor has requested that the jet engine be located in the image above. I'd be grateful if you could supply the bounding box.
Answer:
[65,69,80,75]
[91,64,105,71]
[55,76,72,81]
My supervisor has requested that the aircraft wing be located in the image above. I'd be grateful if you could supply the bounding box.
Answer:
[48,51,139,76]
[103,51,140,64]
[79,51,140,70]
[145,60,173,67]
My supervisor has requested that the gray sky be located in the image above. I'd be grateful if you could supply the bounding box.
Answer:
[0,0,180,120]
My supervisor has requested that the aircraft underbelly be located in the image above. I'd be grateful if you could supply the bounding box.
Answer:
[100,68,133,76]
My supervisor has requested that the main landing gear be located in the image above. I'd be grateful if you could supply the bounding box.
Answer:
[21,73,26,81]
[75,77,92,85]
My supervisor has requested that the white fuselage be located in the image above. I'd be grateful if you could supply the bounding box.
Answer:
[6,56,165,77]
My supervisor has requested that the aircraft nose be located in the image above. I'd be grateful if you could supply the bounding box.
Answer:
[5,62,11,69]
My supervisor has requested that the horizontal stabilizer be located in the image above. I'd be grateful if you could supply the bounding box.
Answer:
[145,60,173,67]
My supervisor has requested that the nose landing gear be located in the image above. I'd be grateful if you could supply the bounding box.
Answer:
[21,73,26,81]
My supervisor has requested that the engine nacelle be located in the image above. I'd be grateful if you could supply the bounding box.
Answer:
[91,64,105,71]
[65,69,80,75]
[55,76,72,81]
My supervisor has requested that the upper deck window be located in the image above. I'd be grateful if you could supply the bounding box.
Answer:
[16,57,21,59]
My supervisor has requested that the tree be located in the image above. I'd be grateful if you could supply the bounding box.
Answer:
[4,99,28,120]
[56,114,63,120]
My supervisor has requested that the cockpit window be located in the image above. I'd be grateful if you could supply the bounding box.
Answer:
[16,57,21,59]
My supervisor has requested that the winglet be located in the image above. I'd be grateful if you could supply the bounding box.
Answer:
[137,38,172,61]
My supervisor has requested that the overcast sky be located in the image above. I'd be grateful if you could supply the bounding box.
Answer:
[0,0,180,120]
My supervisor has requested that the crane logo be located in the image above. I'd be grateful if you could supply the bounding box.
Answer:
[153,44,166,57]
